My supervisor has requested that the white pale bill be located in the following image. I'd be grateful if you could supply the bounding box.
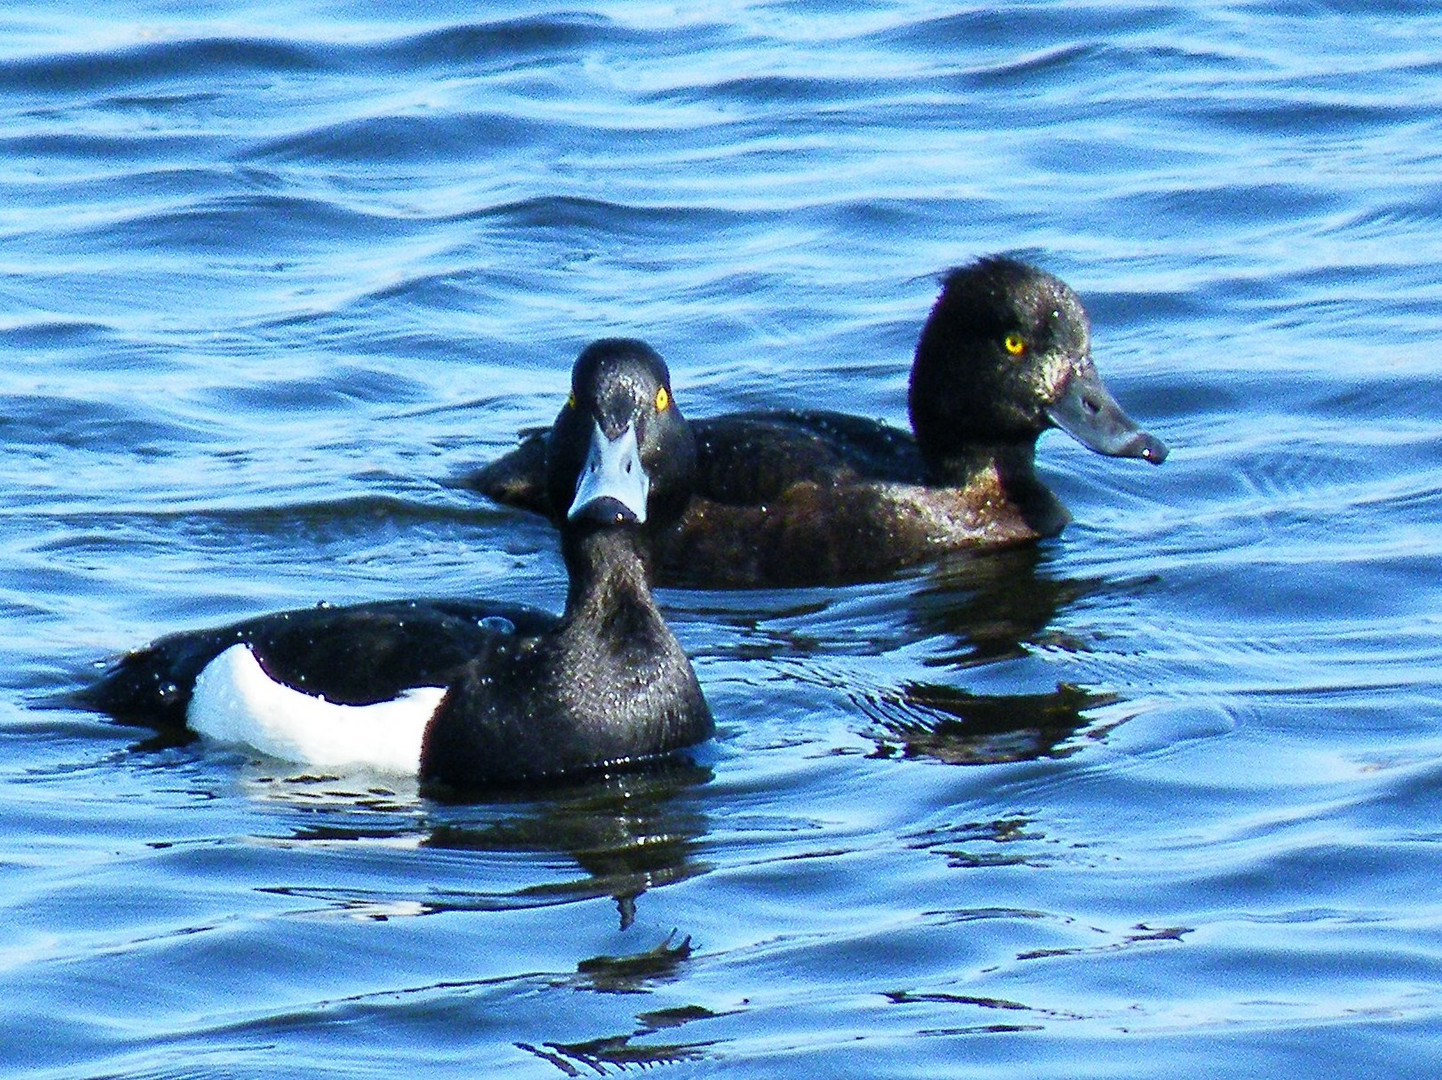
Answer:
[188,643,446,774]
[568,419,649,521]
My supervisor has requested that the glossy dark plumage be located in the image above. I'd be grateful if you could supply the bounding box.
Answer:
[465,257,1167,587]
[79,339,713,793]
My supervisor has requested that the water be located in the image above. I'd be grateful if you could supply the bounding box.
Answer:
[3,1,1441,1075]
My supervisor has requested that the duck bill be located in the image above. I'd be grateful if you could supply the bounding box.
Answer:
[1046,368,1168,464]
[568,420,650,524]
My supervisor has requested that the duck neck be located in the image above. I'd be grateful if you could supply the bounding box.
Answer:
[925,441,1069,535]
[560,525,663,634]
[909,375,1039,487]
[556,523,708,741]
[922,439,1036,488]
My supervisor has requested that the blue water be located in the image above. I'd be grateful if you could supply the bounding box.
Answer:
[3,1,1441,1076]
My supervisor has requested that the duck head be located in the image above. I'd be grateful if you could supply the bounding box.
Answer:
[907,256,1167,473]
[545,338,698,532]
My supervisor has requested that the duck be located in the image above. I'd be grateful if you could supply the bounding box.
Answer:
[79,339,713,793]
[464,256,1167,587]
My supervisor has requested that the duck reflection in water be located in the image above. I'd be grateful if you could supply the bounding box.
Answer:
[872,545,1130,765]
[693,544,1131,767]
[423,760,712,933]
[865,680,1121,766]
[436,764,718,1071]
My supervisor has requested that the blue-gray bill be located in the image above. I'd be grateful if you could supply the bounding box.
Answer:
[1046,369,1168,464]
[568,420,651,523]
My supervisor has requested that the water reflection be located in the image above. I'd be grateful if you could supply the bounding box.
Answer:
[906,818,1046,869]
[864,682,1121,765]
[517,975,726,1074]
[871,548,1126,764]
[819,545,1118,765]
[422,762,712,930]
[688,543,1126,767]
[518,1026,715,1075]
[905,544,1102,668]
[240,759,712,930]
[575,930,694,993]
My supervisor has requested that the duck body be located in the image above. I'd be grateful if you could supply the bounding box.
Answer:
[665,410,1064,586]
[82,339,713,792]
[420,526,711,790]
[465,257,1167,588]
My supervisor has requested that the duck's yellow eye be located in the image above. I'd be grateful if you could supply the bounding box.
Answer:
[566,392,576,409]
[655,386,670,412]
[1004,333,1027,356]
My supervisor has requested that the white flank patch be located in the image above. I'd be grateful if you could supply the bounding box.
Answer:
[188,643,446,774]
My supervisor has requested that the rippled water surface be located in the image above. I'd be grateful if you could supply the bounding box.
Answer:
[4,1,1441,1076]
